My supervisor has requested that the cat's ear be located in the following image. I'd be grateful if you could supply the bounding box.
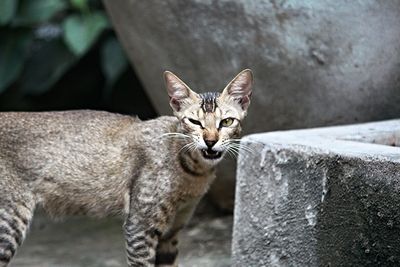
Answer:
[164,71,198,112]
[221,69,253,111]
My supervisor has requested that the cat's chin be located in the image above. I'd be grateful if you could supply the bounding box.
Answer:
[201,149,223,160]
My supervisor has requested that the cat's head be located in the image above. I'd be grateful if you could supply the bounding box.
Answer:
[164,69,253,163]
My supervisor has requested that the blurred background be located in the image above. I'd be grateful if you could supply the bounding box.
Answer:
[0,0,156,117]
[2,0,400,266]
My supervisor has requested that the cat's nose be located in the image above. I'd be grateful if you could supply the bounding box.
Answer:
[204,139,217,148]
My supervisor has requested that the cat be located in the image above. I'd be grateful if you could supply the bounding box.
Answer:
[0,69,253,267]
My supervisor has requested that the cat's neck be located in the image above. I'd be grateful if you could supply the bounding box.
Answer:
[177,148,215,176]
[171,126,216,177]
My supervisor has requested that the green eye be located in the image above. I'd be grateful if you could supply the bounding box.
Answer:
[220,118,234,127]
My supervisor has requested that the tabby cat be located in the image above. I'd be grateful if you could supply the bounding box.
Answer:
[0,69,253,267]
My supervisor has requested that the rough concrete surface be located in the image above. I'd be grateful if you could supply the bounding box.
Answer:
[232,119,400,266]
[103,0,400,130]
[103,0,400,210]
[11,205,232,267]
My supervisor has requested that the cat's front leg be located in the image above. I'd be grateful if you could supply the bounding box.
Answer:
[154,197,201,267]
[123,216,163,267]
[123,193,176,267]
[155,232,179,267]
[123,218,179,267]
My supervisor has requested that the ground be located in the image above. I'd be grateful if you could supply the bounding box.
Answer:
[11,203,232,267]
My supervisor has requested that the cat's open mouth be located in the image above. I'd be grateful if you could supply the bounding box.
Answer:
[201,149,222,160]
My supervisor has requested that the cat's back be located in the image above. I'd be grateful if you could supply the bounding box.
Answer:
[0,110,178,159]
[0,110,139,143]
[0,110,145,166]
[0,110,179,169]
[0,110,137,132]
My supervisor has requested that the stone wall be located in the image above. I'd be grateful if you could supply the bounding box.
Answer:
[232,119,400,266]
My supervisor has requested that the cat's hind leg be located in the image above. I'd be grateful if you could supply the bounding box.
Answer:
[0,182,35,267]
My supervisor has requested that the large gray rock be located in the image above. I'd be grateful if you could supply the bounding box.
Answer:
[232,120,400,266]
[103,0,400,209]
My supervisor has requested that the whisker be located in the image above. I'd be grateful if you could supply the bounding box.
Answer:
[188,143,198,153]
[226,146,240,155]
[226,139,255,149]
[225,149,237,160]
[232,147,254,155]
[159,132,191,140]
[227,138,261,144]
[229,143,255,151]
[178,142,194,154]
[226,147,239,159]
[226,142,255,155]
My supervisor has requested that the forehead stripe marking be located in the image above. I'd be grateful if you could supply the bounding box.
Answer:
[200,92,219,113]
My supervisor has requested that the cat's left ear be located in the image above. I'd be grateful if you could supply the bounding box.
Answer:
[221,69,253,111]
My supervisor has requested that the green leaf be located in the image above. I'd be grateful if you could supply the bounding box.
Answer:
[0,0,18,25]
[63,11,109,56]
[19,39,76,94]
[0,29,32,92]
[69,0,88,12]
[14,0,66,25]
[101,36,128,91]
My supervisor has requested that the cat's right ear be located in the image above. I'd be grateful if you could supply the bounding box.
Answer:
[221,69,253,111]
[164,71,197,112]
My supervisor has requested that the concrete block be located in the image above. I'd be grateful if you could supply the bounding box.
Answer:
[232,120,400,266]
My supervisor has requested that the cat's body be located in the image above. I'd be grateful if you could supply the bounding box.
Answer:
[0,111,212,217]
[0,70,253,267]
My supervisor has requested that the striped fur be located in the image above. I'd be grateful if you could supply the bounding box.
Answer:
[199,92,220,113]
[0,192,34,267]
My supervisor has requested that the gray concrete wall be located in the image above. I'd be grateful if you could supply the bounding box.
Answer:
[103,0,400,130]
[103,0,400,209]
[232,120,400,266]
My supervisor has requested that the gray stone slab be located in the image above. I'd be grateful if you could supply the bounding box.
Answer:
[232,119,400,266]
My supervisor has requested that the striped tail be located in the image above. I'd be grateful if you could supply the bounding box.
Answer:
[0,204,34,267]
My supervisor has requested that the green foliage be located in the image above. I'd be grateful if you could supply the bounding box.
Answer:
[0,0,128,96]
[0,29,32,92]
[20,39,76,94]
[0,0,18,25]
[70,0,89,12]
[14,0,67,25]
[101,36,128,94]
[63,11,109,56]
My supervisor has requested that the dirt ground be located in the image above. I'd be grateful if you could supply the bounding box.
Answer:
[11,203,232,267]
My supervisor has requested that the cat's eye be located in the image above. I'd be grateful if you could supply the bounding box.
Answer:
[220,118,234,127]
[188,118,203,127]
